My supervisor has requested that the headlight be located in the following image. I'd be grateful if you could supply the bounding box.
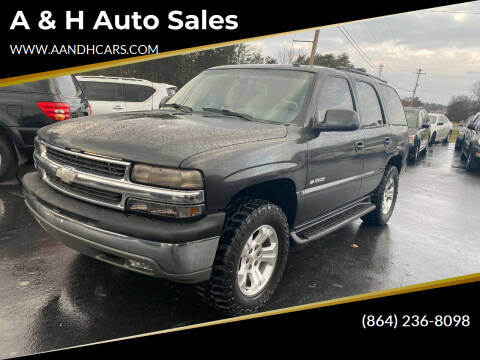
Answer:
[131,164,203,190]
[477,138,480,146]
[126,198,205,219]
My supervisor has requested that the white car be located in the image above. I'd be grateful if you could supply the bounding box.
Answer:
[428,113,453,144]
[76,75,177,115]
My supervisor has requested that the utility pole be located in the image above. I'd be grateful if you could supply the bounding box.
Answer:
[309,30,320,66]
[292,29,320,65]
[378,64,384,78]
[410,68,426,106]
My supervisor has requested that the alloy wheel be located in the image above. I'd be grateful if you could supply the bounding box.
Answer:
[382,176,395,215]
[237,225,279,297]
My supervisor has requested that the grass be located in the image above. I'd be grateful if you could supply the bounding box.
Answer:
[449,128,458,143]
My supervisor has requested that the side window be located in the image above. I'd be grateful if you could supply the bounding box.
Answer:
[124,84,155,102]
[79,81,123,102]
[379,85,407,126]
[317,77,354,114]
[422,111,430,125]
[355,81,384,127]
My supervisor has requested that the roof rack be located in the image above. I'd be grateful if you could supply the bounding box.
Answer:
[336,66,387,84]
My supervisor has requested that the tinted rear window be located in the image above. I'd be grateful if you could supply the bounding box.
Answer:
[0,79,52,93]
[404,110,419,128]
[79,81,123,101]
[379,85,407,126]
[124,84,155,102]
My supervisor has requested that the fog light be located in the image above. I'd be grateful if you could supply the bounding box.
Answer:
[128,259,154,272]
[126,198,205,218]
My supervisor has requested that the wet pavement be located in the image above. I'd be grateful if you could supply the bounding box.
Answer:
[1,143,479,358]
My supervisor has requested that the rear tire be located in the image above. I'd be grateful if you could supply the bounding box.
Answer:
[361,165,399,226]
[430,132,436,145]
[197,198,289,315]
[443,131,451,143]
[0,135,18,182]
[466,147,478,171]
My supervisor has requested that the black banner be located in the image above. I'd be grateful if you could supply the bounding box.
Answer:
[0,1,463,79]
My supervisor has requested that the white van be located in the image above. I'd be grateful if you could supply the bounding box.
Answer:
[76,75,177,115]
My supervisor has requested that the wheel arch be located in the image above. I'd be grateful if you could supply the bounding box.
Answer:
[226,177,298,229]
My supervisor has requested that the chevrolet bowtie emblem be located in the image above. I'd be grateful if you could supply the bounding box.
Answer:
[56,167,77,184]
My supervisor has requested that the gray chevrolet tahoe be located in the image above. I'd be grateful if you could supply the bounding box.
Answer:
[22,64,409,314]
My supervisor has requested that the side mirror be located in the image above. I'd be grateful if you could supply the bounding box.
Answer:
[468,123,476,130]
[313,109,360,131]
[159,95,172,108]
[438,122,444,126]
[422,123,430,129]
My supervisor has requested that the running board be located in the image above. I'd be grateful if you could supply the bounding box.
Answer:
[290,202,376,244]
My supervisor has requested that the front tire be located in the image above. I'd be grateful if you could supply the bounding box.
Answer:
[408,143,420,163]
[197,198,289,315]
[361,165,399,226]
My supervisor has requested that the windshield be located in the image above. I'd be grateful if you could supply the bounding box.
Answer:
[429,115,438,124]
[405,110,419,128]
[166,69,315,124]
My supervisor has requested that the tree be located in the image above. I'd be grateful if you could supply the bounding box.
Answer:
[446,95,476,123]
[81,44,276,89]
[293,52,366,72]
[401,97,424,108]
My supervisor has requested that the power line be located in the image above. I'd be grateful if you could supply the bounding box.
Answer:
[341,26,376,68]
[337,26,376,71]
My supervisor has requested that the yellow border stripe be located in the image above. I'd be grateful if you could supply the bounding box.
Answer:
[40,272,478,354]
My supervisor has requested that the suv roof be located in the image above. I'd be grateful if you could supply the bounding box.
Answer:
[404,107,426,112]
[76,75,176,90]
[209,64,389,84]
[76,75,154,86]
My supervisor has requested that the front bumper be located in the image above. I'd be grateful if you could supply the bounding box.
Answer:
[23,172,225,283]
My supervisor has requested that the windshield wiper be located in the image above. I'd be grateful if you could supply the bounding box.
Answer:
[202,107,254,122]
[160,103,192,113]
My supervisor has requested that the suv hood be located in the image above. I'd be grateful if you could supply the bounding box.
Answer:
[37,111,288,167]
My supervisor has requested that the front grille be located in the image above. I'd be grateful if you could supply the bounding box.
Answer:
[46,147,127,178]
[48,175,122,204]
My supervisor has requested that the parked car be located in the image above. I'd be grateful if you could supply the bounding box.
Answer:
[0,76,90,181]
[456,114,477,150]
[23,64,408,314]
[428,113,452,144]
[76,75,177,115]
[404,107,431,162]
[461,111,480,171]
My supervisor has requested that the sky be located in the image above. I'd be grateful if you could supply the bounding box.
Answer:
[244,1,480,105]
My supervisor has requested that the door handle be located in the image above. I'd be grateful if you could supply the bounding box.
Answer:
[355,140,365,151]
[113,105,124,110]
[384,137,391,146]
